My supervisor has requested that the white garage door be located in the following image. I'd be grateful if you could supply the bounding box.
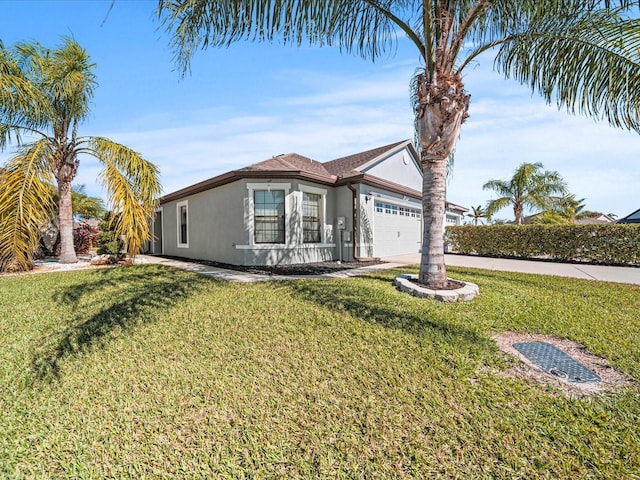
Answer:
[373,202,422,258]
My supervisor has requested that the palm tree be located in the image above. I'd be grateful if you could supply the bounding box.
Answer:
[39,185,107,257]
[548,194,585,222]
[538,195,615,223]
[0,38,161,272]
[567,196,587,220]
[483,162,568,225]
[531,211,571,225]
[68,185,106,222]
[468,205,487,225]
[158,0,640,288]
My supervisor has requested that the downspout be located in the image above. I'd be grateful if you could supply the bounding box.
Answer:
[347,182,379,262]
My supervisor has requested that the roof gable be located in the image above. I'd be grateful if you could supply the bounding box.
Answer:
[323,139,410,176]
[618,208,640,223]
[359,143,422,192]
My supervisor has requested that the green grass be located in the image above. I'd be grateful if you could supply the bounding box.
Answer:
[0,265,638,478]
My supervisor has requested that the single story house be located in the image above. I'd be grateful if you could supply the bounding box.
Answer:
[150,139,467,266]
[518,213,616,225]
[574,214,616,225]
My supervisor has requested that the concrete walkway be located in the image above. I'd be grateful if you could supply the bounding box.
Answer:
[384,254,640,286]
[137,254,640,285]
[136,255,408,283]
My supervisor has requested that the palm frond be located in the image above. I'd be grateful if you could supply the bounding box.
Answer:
[484,196,512,218]
[1,37,96,151]
[493,7,640,132]
[44,37,97,123]
[70,185,106,220]
[482,179,511,197]
[0,42,49,148]
[0,140,56,272]
[88,137,161,258]
[158,0,408,75]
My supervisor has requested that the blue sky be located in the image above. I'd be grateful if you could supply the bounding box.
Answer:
[2,0,639,220]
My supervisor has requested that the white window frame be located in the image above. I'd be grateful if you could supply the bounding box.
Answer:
[245,183,291,247]
[299,184,327,244]
[176,200,189,248]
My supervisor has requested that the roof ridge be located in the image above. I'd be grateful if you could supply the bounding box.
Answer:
[323,139,411,176]
[239,152,333,178]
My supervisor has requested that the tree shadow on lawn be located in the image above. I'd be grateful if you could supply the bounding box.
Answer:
[28,265,206,384]
[287,277,493,359]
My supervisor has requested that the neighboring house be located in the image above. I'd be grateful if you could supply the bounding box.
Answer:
[445,202,468,226]
[509,213,543,225]
[513,213,615,225]
[574,214,616,225]
[618,208,640,224]
[151,139,466,266]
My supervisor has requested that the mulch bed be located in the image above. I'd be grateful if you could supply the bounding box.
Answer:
[158,255,383,276]
[410,278,466,291]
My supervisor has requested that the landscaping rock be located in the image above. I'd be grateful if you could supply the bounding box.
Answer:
[90,254,118,266]
[394,274,479,302]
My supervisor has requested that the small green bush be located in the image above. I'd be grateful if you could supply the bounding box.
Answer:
[446,224,640,265]
[96,213,124,257]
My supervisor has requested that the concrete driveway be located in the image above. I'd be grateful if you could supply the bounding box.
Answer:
[382,254,640,285]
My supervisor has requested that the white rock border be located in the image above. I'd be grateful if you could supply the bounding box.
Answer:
[394,274,479,302]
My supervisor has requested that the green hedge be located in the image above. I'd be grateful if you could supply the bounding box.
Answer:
[445,224,640,266]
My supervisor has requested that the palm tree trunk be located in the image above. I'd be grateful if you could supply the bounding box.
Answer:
[419,157,448,286]
[415,73,470,288]
[514,203,524,225]
[57,179,77,264]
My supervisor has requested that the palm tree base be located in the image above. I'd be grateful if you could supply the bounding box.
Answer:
[58,256,78,264]
[394,274,479,302]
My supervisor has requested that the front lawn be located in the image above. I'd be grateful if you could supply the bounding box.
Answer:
[1,265,638,478]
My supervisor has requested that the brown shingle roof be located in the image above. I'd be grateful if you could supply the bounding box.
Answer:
[445,202,469,213]
[159,140,418,204]
[323,139,410,176]
[239,153,333,179]
[574,215,614,224]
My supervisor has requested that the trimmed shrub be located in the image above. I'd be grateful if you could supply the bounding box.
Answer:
[445,224,640,266]
[96,212,125,258]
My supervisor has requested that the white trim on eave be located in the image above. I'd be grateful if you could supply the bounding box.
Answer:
[355,139,416,172]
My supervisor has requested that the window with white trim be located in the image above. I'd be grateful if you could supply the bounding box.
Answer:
[299,184,327,244]
[177,200,189,247]
[302,192,321,243]
[375,200,421,218]
[446,215,460,225]
[254,190,285,244]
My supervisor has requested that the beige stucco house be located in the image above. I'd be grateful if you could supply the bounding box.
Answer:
[150,139,467,266]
